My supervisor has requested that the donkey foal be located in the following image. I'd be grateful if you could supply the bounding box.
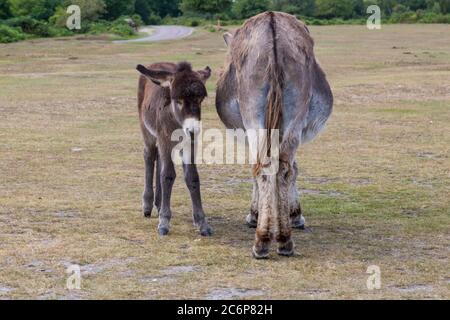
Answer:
[136,61,213,236]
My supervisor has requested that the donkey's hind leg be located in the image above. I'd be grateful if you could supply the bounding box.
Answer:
[252,172,274,259]
[276,160,295,257]
[246,179,259,228]
[289,161,305,229]
[143,137,157,218]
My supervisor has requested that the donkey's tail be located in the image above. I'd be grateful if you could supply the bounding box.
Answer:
[253,11,284,177]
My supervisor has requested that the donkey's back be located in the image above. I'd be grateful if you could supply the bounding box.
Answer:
[222,11,332,147]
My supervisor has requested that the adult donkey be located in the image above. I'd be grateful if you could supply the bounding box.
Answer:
[216,12,333,258]
[136,61,213,236]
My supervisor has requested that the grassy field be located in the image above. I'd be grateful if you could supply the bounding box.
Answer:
[0,24,449,300]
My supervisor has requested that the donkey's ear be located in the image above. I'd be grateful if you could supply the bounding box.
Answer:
[223,32,233,47]
[136,64,174,87]
[197,66,212,83]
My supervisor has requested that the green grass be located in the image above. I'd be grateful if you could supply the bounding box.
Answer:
[0,24,449,299]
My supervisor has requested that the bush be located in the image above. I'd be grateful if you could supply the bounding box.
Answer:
[5,16,39,33]
[110,18,136,36]
[162,15,207,26]
[87,21,110,34]
[148,13,162,25]
[0,24,27,43]
[389,10,420,23]
[4,16,59,37]
[417,11,450,23]
[109,24,134,36]
[4,15,73,39]
[131,14,144,27]
[203,24,217,32]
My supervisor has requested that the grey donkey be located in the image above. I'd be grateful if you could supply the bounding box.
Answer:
[216,12,333,258]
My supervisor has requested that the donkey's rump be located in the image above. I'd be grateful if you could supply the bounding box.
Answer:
[216,11,333,259]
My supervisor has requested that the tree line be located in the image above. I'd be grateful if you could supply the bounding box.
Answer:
[1,0,450,43]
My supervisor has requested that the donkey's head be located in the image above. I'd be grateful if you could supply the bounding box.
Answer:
[137,62,211,135]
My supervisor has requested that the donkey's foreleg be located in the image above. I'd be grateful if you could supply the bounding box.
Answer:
[246,179,259,228]
[289,161,305,229]
[158,151,176,236]
[252,173,275,259]
[183,164,213,236]
[154,150,161,213]
[143,144,157,218]
[276,160,295,256]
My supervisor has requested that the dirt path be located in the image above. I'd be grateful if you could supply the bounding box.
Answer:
[113,25,194,44]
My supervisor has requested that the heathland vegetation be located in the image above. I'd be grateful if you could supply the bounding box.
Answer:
[1,0,450,43]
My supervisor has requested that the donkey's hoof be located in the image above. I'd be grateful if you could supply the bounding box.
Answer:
[292,223,305,230]
[200,224,213,237]
[158,227,169,236]
[291,215,306,230]
[143,210,152,218]
[252,246,269,260]
[277,240,294,257]
[277,248,295,257]
[246,214,257,228]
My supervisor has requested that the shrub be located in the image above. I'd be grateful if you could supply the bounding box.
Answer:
[5,16,59,37]
[190,19,200,27]
[0,24,27,43]
[148,13,162,25]
[417,12,450,23]
[162,15,208,27]
[131,14,144,27]
[87,21,110,34]
[5,16,39,33]
[109,18,136,36]
[109,24,134,37]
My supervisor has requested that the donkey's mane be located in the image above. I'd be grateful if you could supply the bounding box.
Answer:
[176,61,192,73]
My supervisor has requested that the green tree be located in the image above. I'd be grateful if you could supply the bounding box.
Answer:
[315,0,355,18]
[379,0,398,15]
[351,0,365,16]
[149,0,181,17]
[232,0,271,19]
[273,0,316,16]
[398,0,427,10]
[180,0,233,15]
[430,1,441,12]
[0,0,12,19]
[134,0,151,22]
[102,0,135,20]
[8,0,63,20]
[438,0,450,13]
[134,0,180,24]
[392,3,408,12]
